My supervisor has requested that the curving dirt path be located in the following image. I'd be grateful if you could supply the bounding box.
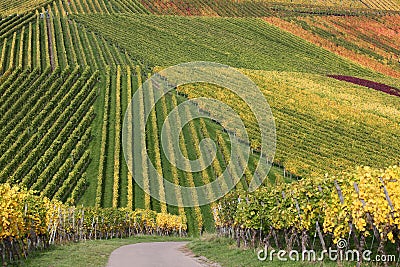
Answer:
[107,242,209,267]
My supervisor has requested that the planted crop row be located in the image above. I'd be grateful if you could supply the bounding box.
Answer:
[0,11,136,73]
[112,66,122,208]
[139,70,151,210]
[67,171,89,205]
[146,76,167,213]
[0,13,34,40]
[217,165,400,262]
[170,94,203,233]
[95,68,111,207]
[0,0,51,16]
[40,124,92,199]
[1,69,76,172]
[0,62,97,205]
[28,104,95,191]
[0,38,8,73]
[266,16,400,78]
[139,0,398,17]
[0,68,33,106]
[0,183,186,266]
[77,14,374,76]
[6,70,97,184]
[17,26,24,67]
[185,109,220,228]
[216,133,245,191]
[8,32,17,69]
[126,66,134,210]
[177,70,400,179]
[159,92,186,218]
[0,67,65,155]
[1,68,96,185]
[0,66,22,96]
[0,67,65,166]
[198,119,229,200]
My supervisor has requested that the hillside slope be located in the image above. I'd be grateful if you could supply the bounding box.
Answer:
[76,14,379,77]
[265,15,400,78]
[139,0,400,16]
[177,69,400,177]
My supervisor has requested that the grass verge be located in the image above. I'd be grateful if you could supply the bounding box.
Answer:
[187,235,370,267]
[18,235,192,267]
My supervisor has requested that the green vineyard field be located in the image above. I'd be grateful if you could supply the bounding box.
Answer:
[0,1,400,262]
[0,65,98,204]
[177,70,400,178]
[140,0,400,16]
[264,15,400,78]
[76,14,380,76]
[82,64,286,234]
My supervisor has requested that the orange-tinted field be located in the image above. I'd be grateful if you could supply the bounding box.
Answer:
[265,15,400,78]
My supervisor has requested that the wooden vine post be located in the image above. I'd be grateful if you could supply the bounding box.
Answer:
[378,177,399,265]
[316,185,326,251]
[334,180,358,267]
[293,196,308,252]
[353,182,377,266]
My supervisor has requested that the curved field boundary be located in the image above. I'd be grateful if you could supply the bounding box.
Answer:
[328,75,400,97]
[139,0,400,16]
[263,16,400,79]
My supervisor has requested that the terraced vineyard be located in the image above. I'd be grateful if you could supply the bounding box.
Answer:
[0,0,51,16]
[76,14,380,76]
[176,70,400,178]
[265,15,400,78]
[0,65,98,204]
[0,0,149,16]
[87,65,285,234]
[0,8,139,72]
[139,0,400,16]
[0,0,288,236]
[0,0,400,246]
